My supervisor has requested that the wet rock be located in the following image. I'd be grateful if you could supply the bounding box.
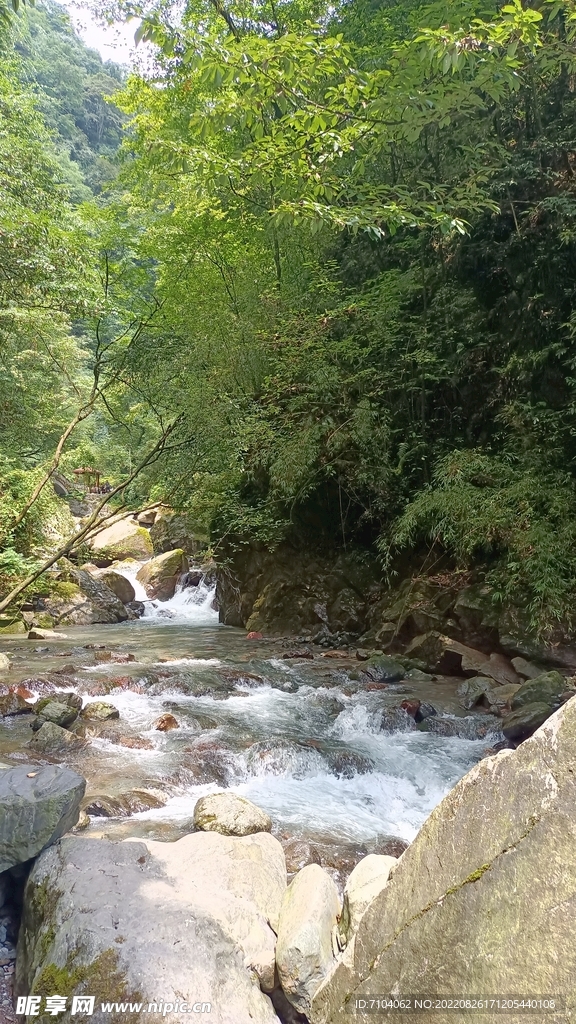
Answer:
[373,836,410,859]
[281,837,322,878]
[414,701,437,724]
[283,649,314,660]
[457,676,496,710]
[27,628,68,640]
[80,701,119,722]
[126,600,145,617]
[417,716,497,740]
[110,735,154,750]
[400,698,421,718]
[90,515,154,560]
[193,791,272,837]
[338,854,397,946]
[30,700,78,730]
[92,569,135,605]
[28,721,85,754]
[510,670,568,710]
[0,694,33,717]
[17,831,284,1022]
[136,549,188,601]
[324,750,374,779]
[502,701,552,741]
[404,668,435,682]
[246,738,325,778]
[355,649,369,661]
[183,740,238,787]
[154,713,179,731]
[276,864,340,1014]
[485,683,521,711]
[359,655,404,684]
[311,697,576,1024]
[0,764,85,872]
[84,790,166,817]
[246,630,263,639]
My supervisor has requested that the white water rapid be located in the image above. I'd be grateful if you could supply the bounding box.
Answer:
[116,561,219,625]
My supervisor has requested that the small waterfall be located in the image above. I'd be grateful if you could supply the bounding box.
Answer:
[116,561,219,625]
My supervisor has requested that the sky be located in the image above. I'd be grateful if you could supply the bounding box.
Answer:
[62,1,139,63]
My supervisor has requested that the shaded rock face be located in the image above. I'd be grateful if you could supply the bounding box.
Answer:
[311,697,576,1024]
[136,549,188,601]
[43,565,130,625]
[90,516,153,560]
[216,543,378,636]
[16,832,285,1024]
[92,569,135,605]
[150,511,206,556]
[0,765,85,872]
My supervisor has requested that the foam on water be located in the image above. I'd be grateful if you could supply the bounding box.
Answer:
[116,562,219,625]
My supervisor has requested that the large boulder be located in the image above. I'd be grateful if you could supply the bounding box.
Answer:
[510,670,567,710]
[92,569,135,605]
[150,510,206,556]
[276,864,340,1014]
[193,792,272,837]
[42,565,131,625]
[0,764,85,872]
[90,516,153,560]
[311,697,576,1024]
[404,632,520,684]
[136,549,188,600]
[16,831,286,1022]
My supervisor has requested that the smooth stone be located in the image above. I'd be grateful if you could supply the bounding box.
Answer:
[27,628,68,640]
[276,864,340,1013]
[193,792,272,837]
[339,854,397,944]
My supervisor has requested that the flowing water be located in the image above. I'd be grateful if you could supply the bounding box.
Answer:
[0,567,504,877]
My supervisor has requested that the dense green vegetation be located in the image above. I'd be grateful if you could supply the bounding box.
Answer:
[2,0,576,634]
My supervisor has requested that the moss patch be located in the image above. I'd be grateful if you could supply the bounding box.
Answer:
[33,949,144,1022]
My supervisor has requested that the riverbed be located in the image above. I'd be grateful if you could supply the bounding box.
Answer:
[0,576,504,880]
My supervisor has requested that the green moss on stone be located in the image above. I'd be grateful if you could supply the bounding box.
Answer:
[33,948,144,1022]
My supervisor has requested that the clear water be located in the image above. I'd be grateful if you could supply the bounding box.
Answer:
[0,569,503,859]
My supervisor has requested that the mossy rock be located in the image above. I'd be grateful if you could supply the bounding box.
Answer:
[0,615,26,635]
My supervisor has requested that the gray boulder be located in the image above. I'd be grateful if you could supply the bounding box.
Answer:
[92,569,135,605]
[193,792,272,837]
[0,764,85,872]
[31,699,78,730]
[311,696,576,1024]
[276,864,340,1014]
[338,855,397,947]
[456,676,496,710]
[17,832,285,1023]
[28,721,84,754]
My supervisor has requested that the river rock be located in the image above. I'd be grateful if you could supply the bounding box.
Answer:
[501,701,552,741]
[81,701,119,722]
[457,676,496,710]
[28,721,84,754]
[136,548,188,600]
[276,864,340,1014]
[359,655,404,684]
[404,632,520,684]
[92,569,135,605]
[0,764,85,872]
[311,697,576,1024]
[338,855,397,945]
[193,792,272,837]
[154,712,179,731]
[0,653,10,672]
[31,700,78,730]
[16,832,285,1022]
[27,628,68,640]
[511,656,545,680]
[510,670,567,710]
[90,515,154,560]
[0,693,33,717]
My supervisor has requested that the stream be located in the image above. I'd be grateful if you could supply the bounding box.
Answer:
[0,567,505,881]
